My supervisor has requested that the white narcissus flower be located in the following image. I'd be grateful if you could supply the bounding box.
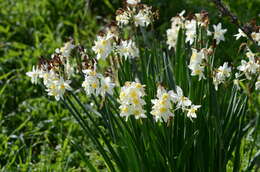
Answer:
[56,77,72,98]
[237,51,260,80]
[116,10,131,27]
[246,55,259,75]
[119,82,146,121]
[213,62,232,90]
[166,12,186,50]
[119,105,146,121]
[189,48,204,68]
[82,69,116,97]
[65,62,74,79]
[82,69,101,96]
[251,30,260,46]
[166,26,180,50]
[188,48,206,80]
[39,69,57,86]
[171,15,185,28]
[172,86,192,110]
[82,75,100,96]
[59,41,75,58]
[126,0,140,5]
[100,76,115,96]
[46,77,72,101]
[185,19,197,45]
[117,39,139,59]
[151,86,175,122]
[186,105,201,119]
[133,6,152,27]
[234,29,247,40]
[190,65,205,81]
[217,62,232,78]
[212,23,227,44]
[237,60,249,73]
[92,33,114,60]
[26,66,41,84]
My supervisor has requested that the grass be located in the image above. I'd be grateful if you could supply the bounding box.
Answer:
[0,0,259,171]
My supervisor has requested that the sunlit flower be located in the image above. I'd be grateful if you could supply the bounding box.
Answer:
[237,51,259,79]
[59,41,75,58]
[190,65,205,81]
[65,62,74,79]
[82,69,101,96]
[133,6,152,27]
[56,77,72,96]
[234,29,247,40]
[172,10,186,26]
[166,26,180,50]
[172,86,192,109]
[166,12,185,49]
[39,69,58,86]
[46,77,72,101]
[189,48,204,68]
[82,69,115,97]
[186,105,201,119]
[185,19,197,45]
[213,62,231,90]
[92,33,114,60]
[151,86,175,122]
[100,76,115,96]
[117,39,139,59]
[116,10,131,27]
[208,23,227,44]
[188,48,206,80]
[217,62,232,78]
[119,82,146,121]
[251,30,260,46]
[26,66,41,84]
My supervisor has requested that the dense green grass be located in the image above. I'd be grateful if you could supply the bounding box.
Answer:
[0,0,259,171]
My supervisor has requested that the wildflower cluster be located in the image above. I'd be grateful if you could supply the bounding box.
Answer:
[26,41,76,100]
[166,10,209,49]
[25,1,260,171]
[118,83,201,122]
[116,39,139,59]
[116,1,155,28]
[167,10,229,49]
[119,82,146,121]
[82,69,115,97]
[151,85,200,122]
[151,86,175,122]
[92,31,116,60]
[235,27,260,46]
[27,0,259,124]
[27,40,116,101]
[235,50,260,90]
[166,10,260,92]
[92,24,140,60]
[92,0,157,61]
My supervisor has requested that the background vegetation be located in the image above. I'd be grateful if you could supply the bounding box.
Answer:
[0,0,259,171]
